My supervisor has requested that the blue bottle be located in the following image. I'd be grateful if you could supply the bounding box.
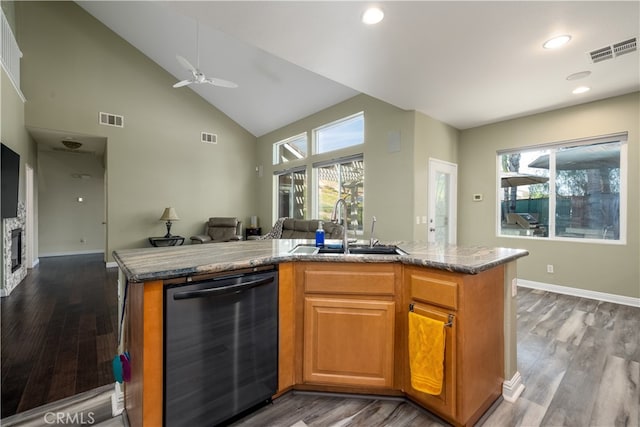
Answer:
[315,221,325,247]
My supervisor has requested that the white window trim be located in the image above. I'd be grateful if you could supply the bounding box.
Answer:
[273,166,307,220]
[496,132,627,245]
[273,132,308,165]
[312,111,364,155]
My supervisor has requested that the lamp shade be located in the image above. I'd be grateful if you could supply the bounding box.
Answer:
[159,207,180,221]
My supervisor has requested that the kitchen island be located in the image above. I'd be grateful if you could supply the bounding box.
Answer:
[114,239,528,427]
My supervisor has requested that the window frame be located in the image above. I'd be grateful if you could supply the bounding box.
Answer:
[273,166,307,220]
[496,132,627,245]
[272,132,308,165]
[313,111,364,155]
[312,154,365,234]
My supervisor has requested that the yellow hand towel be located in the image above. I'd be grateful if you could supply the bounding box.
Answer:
[408,311,446,395]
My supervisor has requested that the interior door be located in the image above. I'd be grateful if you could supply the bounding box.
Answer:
[428,159,457,244]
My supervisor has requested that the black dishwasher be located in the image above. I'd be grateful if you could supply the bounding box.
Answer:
[163,267,278,427]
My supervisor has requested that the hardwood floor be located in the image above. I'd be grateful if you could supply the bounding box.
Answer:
[1,254,118,418]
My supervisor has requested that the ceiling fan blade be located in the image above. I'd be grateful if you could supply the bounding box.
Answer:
[173,79,193,88]
[176,55,196,72]
[205,77,239,88]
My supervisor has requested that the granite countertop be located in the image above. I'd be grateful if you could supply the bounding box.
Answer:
[113,239,528,283]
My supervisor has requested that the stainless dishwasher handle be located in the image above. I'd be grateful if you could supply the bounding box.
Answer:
[172,276,275,300]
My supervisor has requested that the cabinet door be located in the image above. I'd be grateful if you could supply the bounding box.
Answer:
[303,297,395,388]
[405,302,457,419]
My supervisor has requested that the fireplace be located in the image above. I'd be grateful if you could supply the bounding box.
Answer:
[2,201,27,296]
[11,228,22,272]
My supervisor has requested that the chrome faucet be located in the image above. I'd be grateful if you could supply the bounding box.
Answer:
[369,216,378,247]
[331,197,349,254]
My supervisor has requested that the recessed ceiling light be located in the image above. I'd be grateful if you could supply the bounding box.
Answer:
[572,86,591,94]
[362,7,384,25]
[543,35,572,49]
[566,71,591,81]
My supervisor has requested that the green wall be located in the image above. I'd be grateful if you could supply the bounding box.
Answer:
[256,94,460,242]
[15,1,258,261]
[459,92,639,298]
[1,65,37,285]
[38,150,105,256]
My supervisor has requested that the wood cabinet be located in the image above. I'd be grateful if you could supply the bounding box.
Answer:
[295,262,402,391]
[403,265,504,427]
[304,297,395,387]
[123,261,507,427]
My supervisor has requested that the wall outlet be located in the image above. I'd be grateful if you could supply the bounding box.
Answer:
[473,193,483,201]
[547,264,554,273]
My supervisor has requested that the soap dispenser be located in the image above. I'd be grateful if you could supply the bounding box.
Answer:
[315,221,325,247]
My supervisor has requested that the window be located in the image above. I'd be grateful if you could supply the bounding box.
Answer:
[314,112,364,154]
[497,133,627,242]
[273,133,307,165]
[275,168,306,219]
[314,155,364,232]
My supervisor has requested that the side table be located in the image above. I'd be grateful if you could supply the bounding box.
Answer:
[149,236,185,247]
[245,227,262,240]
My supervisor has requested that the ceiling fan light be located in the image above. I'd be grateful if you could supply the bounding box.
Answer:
[572,86,591,94]
[362,7,384,25]
[543,35,571,49]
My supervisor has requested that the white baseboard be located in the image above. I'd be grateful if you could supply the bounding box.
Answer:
[39,249,104,257]
[518,279,640,308]
[106,261,118,269]
[502,371,525,402]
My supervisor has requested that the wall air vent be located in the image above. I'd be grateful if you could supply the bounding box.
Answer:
[201,132,217,144]
[589,36,637,63]
[99,112,124,128]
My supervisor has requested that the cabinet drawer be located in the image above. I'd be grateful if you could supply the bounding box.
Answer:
[409,274,458,310]
[304,270,395,295]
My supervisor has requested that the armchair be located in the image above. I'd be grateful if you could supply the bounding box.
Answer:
[190,217,242,244]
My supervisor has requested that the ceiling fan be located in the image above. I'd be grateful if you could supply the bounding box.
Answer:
[173,22,238,89]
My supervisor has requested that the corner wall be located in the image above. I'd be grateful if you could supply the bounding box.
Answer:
[458,92,640,299]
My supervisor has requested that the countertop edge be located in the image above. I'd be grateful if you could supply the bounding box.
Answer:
[115,247,529,283]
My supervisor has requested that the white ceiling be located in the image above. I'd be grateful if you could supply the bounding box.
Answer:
[77,1,639,138]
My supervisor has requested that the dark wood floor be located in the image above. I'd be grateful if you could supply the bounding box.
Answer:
[1,254,118,418]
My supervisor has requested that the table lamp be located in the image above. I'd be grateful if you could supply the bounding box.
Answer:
[160,207,180,237]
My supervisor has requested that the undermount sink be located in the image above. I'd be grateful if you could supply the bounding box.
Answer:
[289,244,408,256]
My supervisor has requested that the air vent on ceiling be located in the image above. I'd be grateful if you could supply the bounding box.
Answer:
[201,132,217,144]
[613,37,637,57]
[589,37,637,63]
[99,112,124,128]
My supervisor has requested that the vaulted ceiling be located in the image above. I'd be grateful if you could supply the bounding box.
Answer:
[77,1,640,137]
